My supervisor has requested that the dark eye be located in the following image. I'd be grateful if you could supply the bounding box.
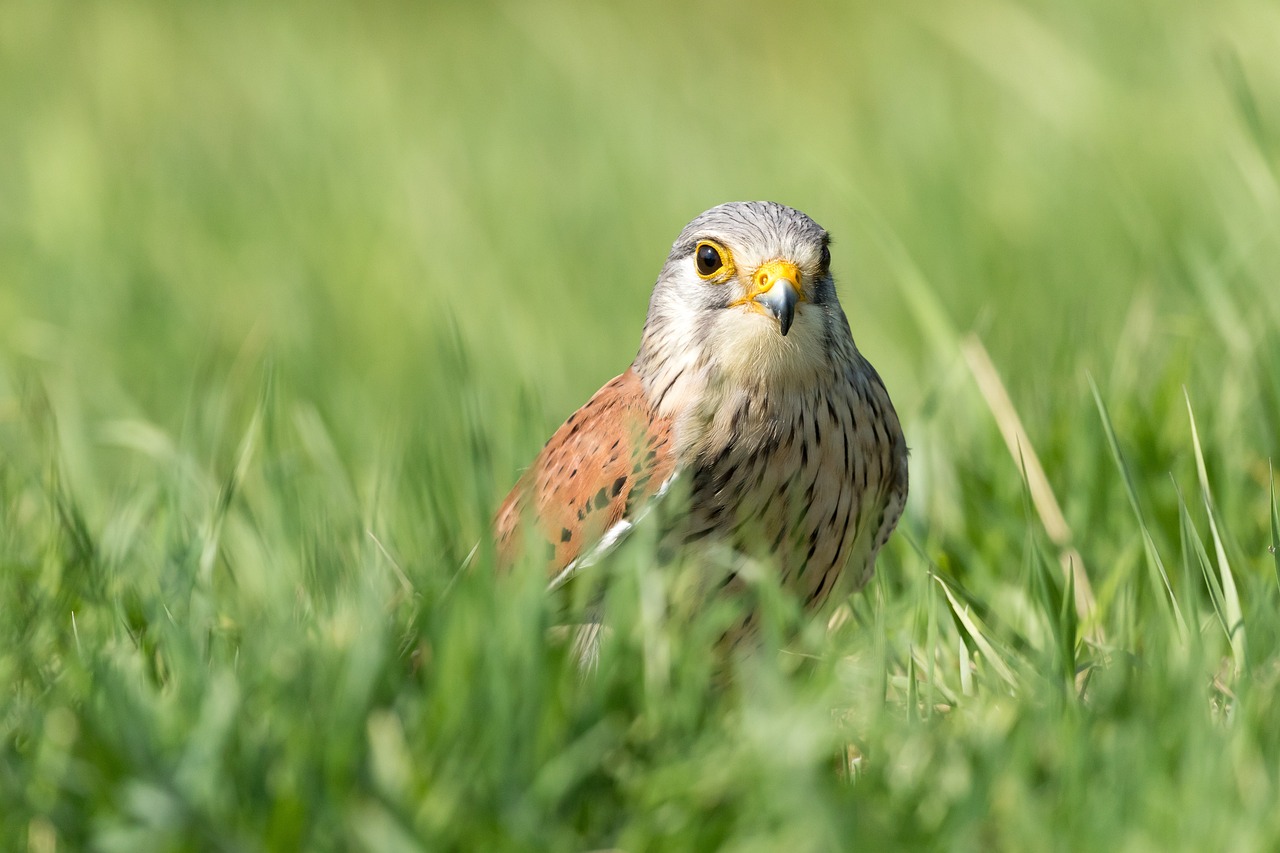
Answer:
[819,244,831,270]
[695,241,726,278]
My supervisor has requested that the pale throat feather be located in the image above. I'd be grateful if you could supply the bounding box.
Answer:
[635,299,855,462]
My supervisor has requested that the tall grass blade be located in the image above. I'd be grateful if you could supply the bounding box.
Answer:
[1271,461,1280,595]
[933,574,1019,691]
[964,335,1099,633]
[1089,375,1187,640]
[1175,481,1225,646]
[1185,389,1246,673]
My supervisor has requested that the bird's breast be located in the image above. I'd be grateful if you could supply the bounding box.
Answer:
[675,362,901,611]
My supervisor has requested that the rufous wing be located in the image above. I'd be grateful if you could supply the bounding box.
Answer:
[495,367,677,579]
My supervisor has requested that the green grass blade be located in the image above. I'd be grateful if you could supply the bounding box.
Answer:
[1089,374,1187,640]
[1185,389,1246,673]
[1272,461,1280,595]
[1175,480,1225,645]
[933,574,1019,691]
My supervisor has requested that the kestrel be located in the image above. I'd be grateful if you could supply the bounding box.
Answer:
[495,201,908,629]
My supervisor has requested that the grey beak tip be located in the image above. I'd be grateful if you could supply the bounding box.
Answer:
[754,282,799,337]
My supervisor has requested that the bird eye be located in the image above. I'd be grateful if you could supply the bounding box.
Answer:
[819,244,831,271]
[695,241,727,279]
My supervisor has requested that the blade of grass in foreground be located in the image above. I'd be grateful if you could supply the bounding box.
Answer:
[964,334,1099,634]
[1185,389,1245,674]
[1089,374,1188,641]
[1016,438,1079,691]
[932,573,1019,691]
[1271,461,1280,594]
[1174,480,1222,650]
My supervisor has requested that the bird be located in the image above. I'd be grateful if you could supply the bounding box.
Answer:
[494,201,908,639]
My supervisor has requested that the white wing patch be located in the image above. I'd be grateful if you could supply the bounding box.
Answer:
[547,473,678,591]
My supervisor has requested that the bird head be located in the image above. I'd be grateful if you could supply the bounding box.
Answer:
[637,201,846,394]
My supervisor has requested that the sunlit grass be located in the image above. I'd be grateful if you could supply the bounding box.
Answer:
[3,0,1280,848]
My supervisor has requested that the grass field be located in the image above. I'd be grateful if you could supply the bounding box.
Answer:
[4,0,1280,849]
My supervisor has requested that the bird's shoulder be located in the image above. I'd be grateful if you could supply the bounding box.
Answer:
[494,367,677,577]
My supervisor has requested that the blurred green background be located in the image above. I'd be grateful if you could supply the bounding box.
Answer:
[7,0,1277,455]
[3,0,1280,849]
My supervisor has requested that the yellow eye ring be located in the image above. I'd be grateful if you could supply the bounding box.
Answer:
[694,240,732,281]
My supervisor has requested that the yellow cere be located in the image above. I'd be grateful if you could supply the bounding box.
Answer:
[729,259,805,309]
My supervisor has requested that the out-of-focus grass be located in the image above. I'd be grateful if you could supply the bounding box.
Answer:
[3,0,1280,848]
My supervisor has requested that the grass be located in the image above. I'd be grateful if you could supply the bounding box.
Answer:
[3,0,1280,848]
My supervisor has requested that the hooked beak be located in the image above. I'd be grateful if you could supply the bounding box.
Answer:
[731,259,803,336]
